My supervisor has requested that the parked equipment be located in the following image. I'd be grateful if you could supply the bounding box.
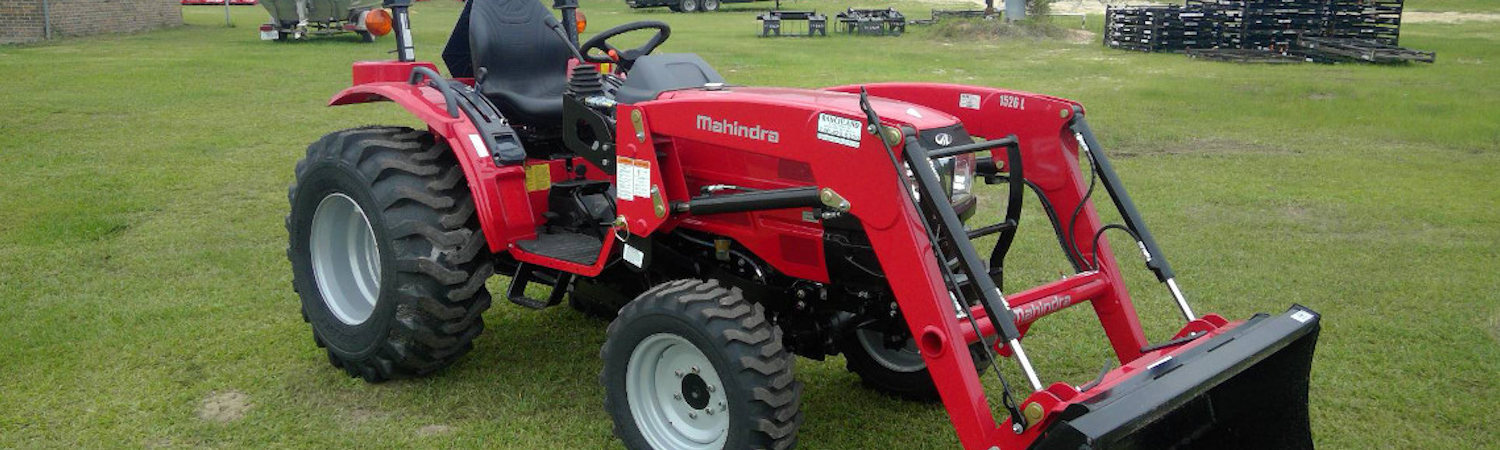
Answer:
[626,0,757,12]
[286,0,1323,447]
[757,9,828,37]
[183,0,257,5]
[835,8,906,36]
[258,0,391,41]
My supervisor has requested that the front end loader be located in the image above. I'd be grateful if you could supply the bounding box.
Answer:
[283,0,1321,447]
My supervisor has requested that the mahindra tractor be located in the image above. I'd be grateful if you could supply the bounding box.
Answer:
[284,0,1322,447]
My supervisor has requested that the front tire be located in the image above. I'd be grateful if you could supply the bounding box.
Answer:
[287,126,493,382]
[701,0,720,12]
[677,0,699,13]
[602,279,802,449]
[841,326,991,402]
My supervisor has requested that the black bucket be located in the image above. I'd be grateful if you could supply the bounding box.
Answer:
[1034,305,1321,450]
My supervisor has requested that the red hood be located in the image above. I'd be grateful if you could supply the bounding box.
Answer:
[656,86,963,131]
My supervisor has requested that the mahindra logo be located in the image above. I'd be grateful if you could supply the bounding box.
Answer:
[696,115,780,144]
[934,133,953,146]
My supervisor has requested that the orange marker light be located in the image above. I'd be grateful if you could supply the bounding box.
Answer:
[364,9,393,36]
[575,10,587,33]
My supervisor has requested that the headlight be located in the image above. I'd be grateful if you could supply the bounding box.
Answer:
[950,152,975,197]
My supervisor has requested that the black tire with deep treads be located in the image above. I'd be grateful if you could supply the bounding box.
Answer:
[287,126,493,382]
[601,279,803,449]
[841,329,991,402]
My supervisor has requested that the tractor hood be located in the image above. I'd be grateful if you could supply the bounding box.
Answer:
[657,86,964,131]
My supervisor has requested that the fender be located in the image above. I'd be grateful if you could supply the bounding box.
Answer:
[329,79,539,254]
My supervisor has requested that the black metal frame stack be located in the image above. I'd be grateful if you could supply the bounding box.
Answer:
[1104,0,1426,63]
[1322,0,1403,45]
[1105,5,1219,52]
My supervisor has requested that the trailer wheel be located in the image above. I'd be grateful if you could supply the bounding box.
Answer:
[701,0,719,12]
[602,279,802,450]
[287,126,494,382]
[677,0,699,13]
[841,327,990,402]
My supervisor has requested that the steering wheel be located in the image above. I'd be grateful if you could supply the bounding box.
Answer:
[580,21,672,71]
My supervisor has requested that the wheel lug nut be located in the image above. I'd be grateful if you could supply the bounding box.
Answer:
[707,385,716,392]
[674,394,682,401]
[691,366,700,374]
[675,370,684,378]
[705,409,714,415]
[689,412,698,419]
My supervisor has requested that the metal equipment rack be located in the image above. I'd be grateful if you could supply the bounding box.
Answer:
[835,7,906,35]
[757,10,828,37]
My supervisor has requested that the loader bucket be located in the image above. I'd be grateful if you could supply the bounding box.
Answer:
[1034,305,1321,450]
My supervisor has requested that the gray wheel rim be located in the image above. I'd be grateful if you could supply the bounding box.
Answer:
[681,0,697,12]
[855,328,927,373]
[309,193,382,326]
[703,0,718,10]
[627,333,729,449]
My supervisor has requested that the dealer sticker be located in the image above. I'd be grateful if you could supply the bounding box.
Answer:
[816,113,862,148]
[959,93,982,110]
[1290,310,1315,323]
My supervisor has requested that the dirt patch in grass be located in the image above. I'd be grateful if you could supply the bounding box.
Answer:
[1490,312,1500,344]
[417,424,456,436]
[196,391,250,423]
[1404,12,1500,23]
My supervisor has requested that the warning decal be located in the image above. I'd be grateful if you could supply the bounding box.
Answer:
[614,156,653,200]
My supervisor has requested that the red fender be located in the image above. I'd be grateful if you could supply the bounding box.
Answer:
[328,72,538,255]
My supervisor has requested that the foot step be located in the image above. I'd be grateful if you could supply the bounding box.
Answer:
[515,232,603,265]
[507,263,574,310]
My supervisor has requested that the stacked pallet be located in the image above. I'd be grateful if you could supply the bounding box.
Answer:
[1104,0,1427,63]
[1187,0,1328,51]
[1104,5,1219,52]
[1322,0,1402,45]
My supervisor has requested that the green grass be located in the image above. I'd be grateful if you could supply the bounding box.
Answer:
[1,0,1497,448]
[1405,0,1499,12]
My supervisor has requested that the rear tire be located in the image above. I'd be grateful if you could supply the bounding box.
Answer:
[701,0,719,12]
[287,126,494,382]
[678,0,699,13]
[602,279,802,449]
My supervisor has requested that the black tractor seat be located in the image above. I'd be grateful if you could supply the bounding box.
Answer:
[443,0,573,131]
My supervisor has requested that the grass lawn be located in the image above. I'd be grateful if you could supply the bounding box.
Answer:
[1,0,1497,448]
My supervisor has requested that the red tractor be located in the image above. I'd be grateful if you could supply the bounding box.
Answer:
[285,0,1321,447]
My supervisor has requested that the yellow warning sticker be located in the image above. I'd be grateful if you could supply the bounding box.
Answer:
[524,164,552,191]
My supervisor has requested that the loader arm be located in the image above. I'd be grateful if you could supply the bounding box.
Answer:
[826,82,1153,363]
[823,83,1320,449]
